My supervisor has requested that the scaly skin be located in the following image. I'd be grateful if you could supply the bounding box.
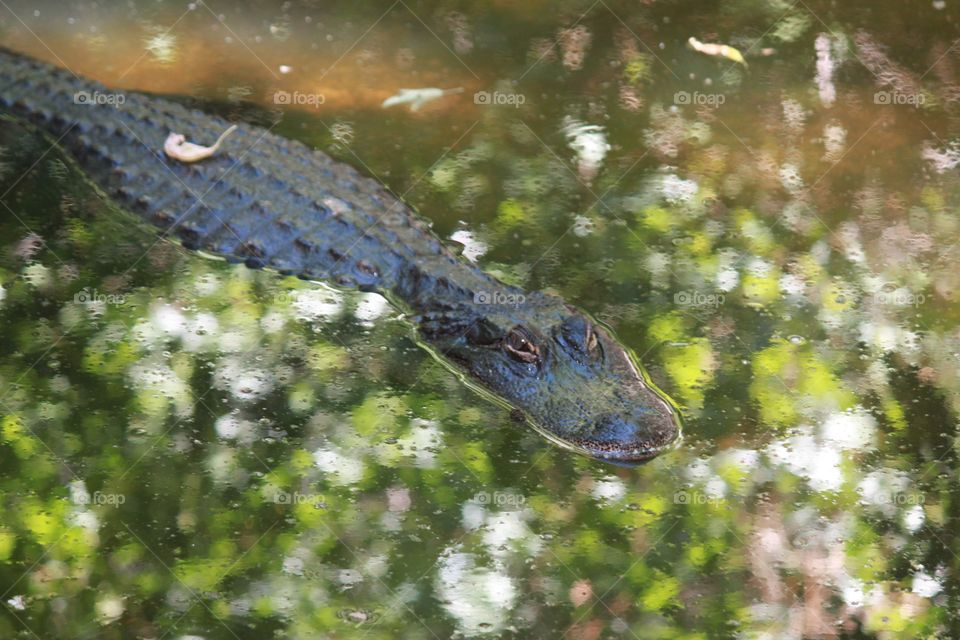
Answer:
[0,47,681,463]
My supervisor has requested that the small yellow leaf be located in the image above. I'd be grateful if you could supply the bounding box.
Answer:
[688,37,749,67]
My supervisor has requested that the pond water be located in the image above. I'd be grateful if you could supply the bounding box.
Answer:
[1,0,960,638]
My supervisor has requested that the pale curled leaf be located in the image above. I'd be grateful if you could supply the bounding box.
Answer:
[381,87,463,112]
[164,124,238,163]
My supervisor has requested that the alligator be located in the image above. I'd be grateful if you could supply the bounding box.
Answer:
[0,47,682,463]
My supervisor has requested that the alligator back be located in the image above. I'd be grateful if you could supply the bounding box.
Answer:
[0,47,498,306]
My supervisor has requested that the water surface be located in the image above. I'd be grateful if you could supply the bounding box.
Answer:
[1,1,959,638]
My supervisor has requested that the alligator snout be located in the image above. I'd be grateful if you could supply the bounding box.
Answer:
[579,400,682,464]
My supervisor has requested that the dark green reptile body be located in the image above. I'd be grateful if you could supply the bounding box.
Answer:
[0,47,502,308]
[0,47,682,463]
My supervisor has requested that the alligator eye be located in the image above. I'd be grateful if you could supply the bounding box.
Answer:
[504,326,539,364]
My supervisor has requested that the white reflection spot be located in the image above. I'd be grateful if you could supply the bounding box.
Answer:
[912,571,942,598]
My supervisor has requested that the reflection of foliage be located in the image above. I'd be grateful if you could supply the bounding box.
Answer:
[648,313,716,409]
[622,54,653,85]
[750,339,856,426]
[770,12,813,43]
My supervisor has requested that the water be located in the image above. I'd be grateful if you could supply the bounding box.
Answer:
[1,0,959,637]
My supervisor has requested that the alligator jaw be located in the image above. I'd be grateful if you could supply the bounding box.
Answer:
[523,403,683,466]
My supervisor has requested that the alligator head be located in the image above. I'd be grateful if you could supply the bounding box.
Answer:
[415,291,682,464]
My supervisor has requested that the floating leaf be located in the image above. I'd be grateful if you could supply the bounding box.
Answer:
[688,37,748,67]
[164,124,237,163]
[381,87,463,112]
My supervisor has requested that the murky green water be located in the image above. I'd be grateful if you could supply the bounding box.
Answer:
[2,0,960,637]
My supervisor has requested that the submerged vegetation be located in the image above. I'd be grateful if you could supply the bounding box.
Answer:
[2,0,960,637]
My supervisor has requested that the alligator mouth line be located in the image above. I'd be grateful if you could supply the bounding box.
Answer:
[519,416,682,465]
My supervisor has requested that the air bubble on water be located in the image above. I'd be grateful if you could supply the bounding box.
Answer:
[788,335,805,345]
